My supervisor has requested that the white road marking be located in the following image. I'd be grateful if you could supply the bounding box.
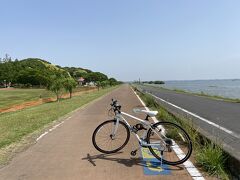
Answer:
[132,88,205,180]
[36,132,48,141]
[36,115,73,141]
[36,121,65,141]
[148,92,240,139]
[49,121,65,132]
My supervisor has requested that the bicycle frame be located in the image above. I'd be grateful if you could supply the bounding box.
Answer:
[112,111,166,150]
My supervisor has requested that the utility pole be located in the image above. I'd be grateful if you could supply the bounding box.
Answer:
[139,78,141,84]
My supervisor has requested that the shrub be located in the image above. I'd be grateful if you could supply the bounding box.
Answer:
[196,142,229,179]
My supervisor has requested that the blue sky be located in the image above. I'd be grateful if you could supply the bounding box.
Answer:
[1,0,240,81]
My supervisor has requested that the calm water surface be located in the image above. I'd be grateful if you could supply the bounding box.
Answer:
[157,79,240,99]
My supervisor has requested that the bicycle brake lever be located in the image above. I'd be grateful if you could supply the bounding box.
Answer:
[108,108,114,117]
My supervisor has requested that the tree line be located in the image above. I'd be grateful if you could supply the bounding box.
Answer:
[133,80,165,84]
[142,81,165,84]
[0,55,122,101]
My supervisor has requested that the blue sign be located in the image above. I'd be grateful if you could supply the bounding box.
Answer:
[141,147,171,175]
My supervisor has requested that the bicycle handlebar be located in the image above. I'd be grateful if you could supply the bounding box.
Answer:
[111,99,121,113]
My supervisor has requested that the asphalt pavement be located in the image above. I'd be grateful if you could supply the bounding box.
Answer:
[0,85,191,180]
[137,84,240,161]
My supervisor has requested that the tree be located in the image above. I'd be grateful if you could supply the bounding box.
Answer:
[0,60,16,87]
[100,80,110,88]
[16,69,48,86]
[63,78,77,98]
[73,70,88,79]
[96,81,101,91]
[47,78,64,101]
[0,57,115,90]
[109,78,117,86]
[94,72,108,82]
[2,54,12,63]
[85,72,108,83]
[154,81,165,84]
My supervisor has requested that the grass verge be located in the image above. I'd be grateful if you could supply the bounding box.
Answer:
[0,86,118,157]
[195,142,228,179]
[134,87,230,179]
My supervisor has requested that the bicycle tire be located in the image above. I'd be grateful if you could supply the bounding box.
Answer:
[92,120,130,154]
[146,121,192,165]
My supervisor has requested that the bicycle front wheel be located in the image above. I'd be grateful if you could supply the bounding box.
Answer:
[146,121,192,165]
[92,120,130,154]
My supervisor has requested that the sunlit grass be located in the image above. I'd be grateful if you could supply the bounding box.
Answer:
[196,142,228,179]
[0,89,54,109]
[0,86,117,149]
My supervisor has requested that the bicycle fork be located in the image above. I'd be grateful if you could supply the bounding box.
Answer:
[110,118,120,139]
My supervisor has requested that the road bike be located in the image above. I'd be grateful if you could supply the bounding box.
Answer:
[92,99,192,165]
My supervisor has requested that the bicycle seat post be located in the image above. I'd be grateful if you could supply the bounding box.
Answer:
[160,151,163,166]
[145,115,150,121]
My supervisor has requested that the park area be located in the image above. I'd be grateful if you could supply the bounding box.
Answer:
[0,87,95,113]
[0,88,54,109]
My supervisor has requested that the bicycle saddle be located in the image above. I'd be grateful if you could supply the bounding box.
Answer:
[133,108,158,117]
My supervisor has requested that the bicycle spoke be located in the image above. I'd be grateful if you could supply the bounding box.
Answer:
[92,120,130,154]
[147,122,192,165]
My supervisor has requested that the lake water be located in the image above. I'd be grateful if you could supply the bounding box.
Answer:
[156,79,240,99]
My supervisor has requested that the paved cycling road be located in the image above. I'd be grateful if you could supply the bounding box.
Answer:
[137,85,240,160]
[0,85,191,180]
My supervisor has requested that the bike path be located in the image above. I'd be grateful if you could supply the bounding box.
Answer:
[0,85,191,180]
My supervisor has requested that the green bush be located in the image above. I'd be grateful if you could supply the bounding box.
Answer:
[196,142,229,179]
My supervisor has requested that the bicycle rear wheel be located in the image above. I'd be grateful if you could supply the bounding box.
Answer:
[92,120,130,154]
[146,121,192,165]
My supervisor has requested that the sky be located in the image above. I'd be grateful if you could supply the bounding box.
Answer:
[1,0,240,81]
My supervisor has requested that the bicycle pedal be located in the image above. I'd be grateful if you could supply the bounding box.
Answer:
[130,150,137,156]
[165,138,173,146]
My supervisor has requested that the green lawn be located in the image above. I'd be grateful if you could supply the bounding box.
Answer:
[0,87,96,109]
[0,89,54,109]
[0,86,117,149]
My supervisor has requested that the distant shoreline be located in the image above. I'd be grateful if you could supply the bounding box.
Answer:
[163,78,240,82]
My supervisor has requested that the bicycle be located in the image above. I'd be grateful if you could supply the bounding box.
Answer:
[92,99,192,165]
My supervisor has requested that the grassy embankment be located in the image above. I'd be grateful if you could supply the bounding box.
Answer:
[143,84,240,103]
[0,87,94,109]
[134,87,229,180]
[0,86,118,164]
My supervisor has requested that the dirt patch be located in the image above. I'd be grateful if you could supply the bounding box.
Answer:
[0,88,15,91]
[0,88,97,114]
